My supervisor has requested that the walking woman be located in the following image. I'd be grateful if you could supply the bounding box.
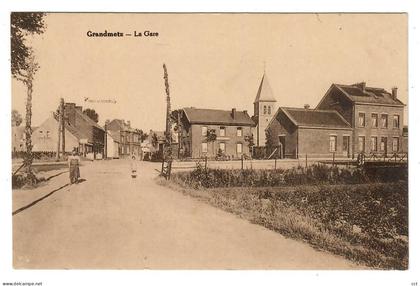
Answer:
[68,150,81,184]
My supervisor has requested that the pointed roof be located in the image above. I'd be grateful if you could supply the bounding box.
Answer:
[254,74,277,103]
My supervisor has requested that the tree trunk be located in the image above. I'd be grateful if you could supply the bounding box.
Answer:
[23,79,36,184]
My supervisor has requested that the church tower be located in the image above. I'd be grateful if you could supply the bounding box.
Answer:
[253,74,277,146]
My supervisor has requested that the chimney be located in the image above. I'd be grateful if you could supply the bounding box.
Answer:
[354,82,366,92]
[64,103,76,126]
[304,104,310,110]
[231,108,236,119]
[391,87,398,100]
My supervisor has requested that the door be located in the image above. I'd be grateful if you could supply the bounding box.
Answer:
[278,136,286,159]
[343,136,350,158]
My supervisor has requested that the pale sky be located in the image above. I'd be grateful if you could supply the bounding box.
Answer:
[12,13,408,130]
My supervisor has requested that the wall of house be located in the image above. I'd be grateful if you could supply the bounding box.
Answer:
[353,104,404,155]
[106,134,119,158]
[12,127,26,152]
[266,111,298,158]
[297,128,352,158]
[317,86,354,125]
[190,124,253,159]
[32,116,79,152]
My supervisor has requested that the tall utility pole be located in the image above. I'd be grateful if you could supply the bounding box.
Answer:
[56,98,63,161]
[61,98,65,155]
[163,63,172,159]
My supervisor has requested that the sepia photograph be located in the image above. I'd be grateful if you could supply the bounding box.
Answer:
[7,10,413,277]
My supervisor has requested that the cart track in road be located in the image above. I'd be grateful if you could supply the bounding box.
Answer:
[13,159,364,269]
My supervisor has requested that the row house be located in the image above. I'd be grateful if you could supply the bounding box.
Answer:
[106,119,143,158]
[31,103,105,157]
[176,107,255,159]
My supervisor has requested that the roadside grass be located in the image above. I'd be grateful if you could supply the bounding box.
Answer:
[157,166,408,269]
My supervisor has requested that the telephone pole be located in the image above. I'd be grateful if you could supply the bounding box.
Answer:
[163,63,172,159]
[61,98,65,155]
[56,98,64,161]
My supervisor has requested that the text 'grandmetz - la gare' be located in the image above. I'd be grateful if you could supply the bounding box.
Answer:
[86,30,159,37]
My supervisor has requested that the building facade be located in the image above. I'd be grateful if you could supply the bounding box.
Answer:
[106,119,143,158]
[316,83,405,156]
[31,103,105,157]
[266,82,406,159]
[266,107,352,158]
[176,107,255,159]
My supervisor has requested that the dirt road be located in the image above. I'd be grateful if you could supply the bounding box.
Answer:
[13,159,363,269]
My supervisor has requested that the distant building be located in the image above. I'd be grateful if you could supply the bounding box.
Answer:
[12,126,28,153]
[175,107,255,159]
[32,103,105,157]
[266,82,406,158]
[106,119,143,158]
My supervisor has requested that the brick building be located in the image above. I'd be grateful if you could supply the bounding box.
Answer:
[266,82,405,159]
[106,119,143,158]
[266,107,352,158]
[176,107,255,159]
[316,82,405,157]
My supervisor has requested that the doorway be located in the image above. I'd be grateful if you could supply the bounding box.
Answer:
[278,135,286,159]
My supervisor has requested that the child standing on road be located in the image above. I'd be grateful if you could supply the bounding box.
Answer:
[131,154,137,178]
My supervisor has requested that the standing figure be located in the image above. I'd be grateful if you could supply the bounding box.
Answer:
[68,150,80,184]
[131,154,137,178]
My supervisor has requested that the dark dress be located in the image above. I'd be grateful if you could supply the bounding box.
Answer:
[69,158,80,183]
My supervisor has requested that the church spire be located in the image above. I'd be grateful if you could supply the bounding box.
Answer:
[254,73,277,103]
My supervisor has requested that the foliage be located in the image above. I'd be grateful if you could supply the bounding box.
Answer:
[83,108,99,123]
[12,109,23,126]
[11,13,46,186]
[11,12,46,78]
[265,128,274,149]
[164,177,408,269]
[245,133,254,151]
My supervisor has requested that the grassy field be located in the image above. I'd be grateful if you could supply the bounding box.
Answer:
[160,166,408,269]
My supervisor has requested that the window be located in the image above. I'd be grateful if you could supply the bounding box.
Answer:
[343,136,350,153]
[329,136,337,152]
[380,137,387,152]
[358,113,365,127]
[263,106,267,114]
[237,127,243,137]
[392,137,399,152]
[381,114,388,128]
[371,136,378,152]
[46,131,50,138]
[268,106,271,115]
[371,114,378,128]
[393,115,400,129]
[201,142,208,153]
[219,127,226,137]
[236,143,243,154]
[358,136,365,153]
[201,126,208,136]
[219,142,225,152]
[39,130,43,138]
